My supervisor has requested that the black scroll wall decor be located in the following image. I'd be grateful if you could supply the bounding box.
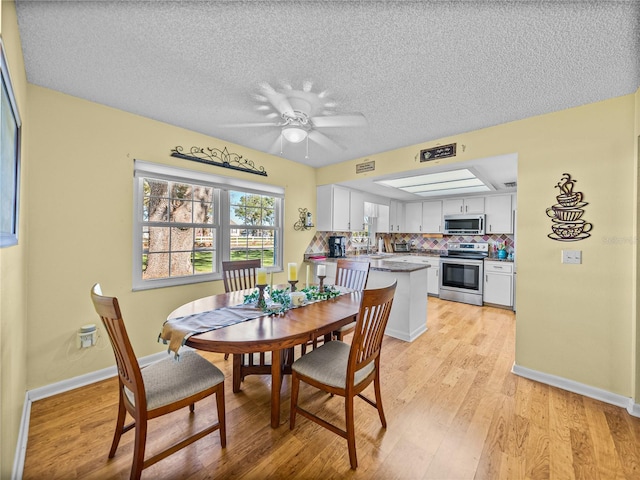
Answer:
[546,173,592,241]
[170,146,268,177]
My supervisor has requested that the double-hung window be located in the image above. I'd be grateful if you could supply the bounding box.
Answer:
[133,160,284,290]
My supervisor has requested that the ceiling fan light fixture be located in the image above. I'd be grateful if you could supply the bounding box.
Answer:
[282,125,308,143]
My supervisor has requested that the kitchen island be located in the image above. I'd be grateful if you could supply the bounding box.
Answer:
[305,255,430,342]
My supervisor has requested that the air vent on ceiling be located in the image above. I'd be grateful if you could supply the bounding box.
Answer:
[504,182,517,188]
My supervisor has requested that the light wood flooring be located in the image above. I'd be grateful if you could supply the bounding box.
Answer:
[23,298,640,479]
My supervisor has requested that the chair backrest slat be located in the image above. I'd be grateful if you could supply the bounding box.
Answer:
[90,284,146,409]
[348,281,397,378]
[335,259,370,292]
[222,259,261,293]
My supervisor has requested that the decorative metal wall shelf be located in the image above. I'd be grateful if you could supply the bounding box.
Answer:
[170,146,267,177]
[294,208,314,231]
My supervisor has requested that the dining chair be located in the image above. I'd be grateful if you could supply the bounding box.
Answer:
[90,284,226,480]
[221,259,275,389]
[332,259,370,340]
[221,259,261,360]
[289,280,397,469]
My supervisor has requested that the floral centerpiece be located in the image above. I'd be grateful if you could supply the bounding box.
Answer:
[244,284,342,314]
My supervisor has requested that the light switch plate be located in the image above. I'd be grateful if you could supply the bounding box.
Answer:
[561,250,582,264]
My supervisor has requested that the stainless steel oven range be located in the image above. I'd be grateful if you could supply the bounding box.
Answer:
[439,242,488,306]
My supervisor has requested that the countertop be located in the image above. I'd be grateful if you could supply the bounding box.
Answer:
[304,251,514,271]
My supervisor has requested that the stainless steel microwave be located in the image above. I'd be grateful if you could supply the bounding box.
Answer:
[443,214,485,235]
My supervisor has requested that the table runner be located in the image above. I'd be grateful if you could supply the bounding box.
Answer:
[159,304,265,357]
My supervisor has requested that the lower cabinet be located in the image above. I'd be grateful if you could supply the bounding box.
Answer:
[392,256,439,296]
[483,260,513,308]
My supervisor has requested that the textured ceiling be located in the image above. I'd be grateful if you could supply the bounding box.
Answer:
[15,0,640,175]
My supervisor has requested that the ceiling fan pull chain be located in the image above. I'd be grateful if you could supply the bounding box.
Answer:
[305,135,309,159]
[279,133,283,155]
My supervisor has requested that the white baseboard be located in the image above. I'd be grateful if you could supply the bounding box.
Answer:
[511,363,639,417]
[12,351,168,480]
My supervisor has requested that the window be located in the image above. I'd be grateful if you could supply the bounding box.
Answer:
[133,161,284,290]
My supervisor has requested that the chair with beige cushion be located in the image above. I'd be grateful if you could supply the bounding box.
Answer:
[90,284,226,480]
[289,280,397,469]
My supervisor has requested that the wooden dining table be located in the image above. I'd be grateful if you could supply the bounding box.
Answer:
[166,286,362,428]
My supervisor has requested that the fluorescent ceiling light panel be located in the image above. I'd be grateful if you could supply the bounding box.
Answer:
[414,185,491,197]
[377,169,475,189]
[402,178,485,193]
[375,168,492,197]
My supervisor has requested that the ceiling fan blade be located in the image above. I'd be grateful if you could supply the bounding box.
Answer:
[259,83,294,117]
[310,113,367,128]
[219,122,280,128]
[308,130,346,154]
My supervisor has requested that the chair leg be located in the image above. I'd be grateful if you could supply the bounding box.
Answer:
[131,416,147,480]
[216,385,227,448]
[289,373,300,429]
[345,395,357,469]
[109,390,127,458]
[373,369,387,428]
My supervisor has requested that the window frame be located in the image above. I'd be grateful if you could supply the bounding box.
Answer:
[133,160,284,291]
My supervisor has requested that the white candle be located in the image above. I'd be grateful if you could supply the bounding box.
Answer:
[256,268,267,285]
[317,264,326,277]
[288,262,298,281]
[305,265,310,287]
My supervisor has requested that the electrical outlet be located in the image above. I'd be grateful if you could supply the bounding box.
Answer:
[561,250,582,264]
[77,324,97,348]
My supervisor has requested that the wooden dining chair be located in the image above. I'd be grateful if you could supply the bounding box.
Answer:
[332,259,371,340]
[289,280,397,469]
[222,259,261,293]
[221,259,261,360]
[90,284,226,480]
[220,259,274,389]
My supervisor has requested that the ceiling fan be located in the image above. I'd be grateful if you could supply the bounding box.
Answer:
[226,81,367,156]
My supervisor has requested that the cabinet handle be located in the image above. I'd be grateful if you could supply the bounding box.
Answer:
[485,275,488,282]
[460,206,463,213]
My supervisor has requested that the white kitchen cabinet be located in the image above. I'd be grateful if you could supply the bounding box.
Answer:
[442,197,485,215]
[404,201,442,233]
[404,202,423,233]
[316,185,365,232]
[390,255,440,296]
[485,194,513,233]
[389,200,404,232]
[421,200,442,233]
[376,204,390,233]
[483,260,513,307]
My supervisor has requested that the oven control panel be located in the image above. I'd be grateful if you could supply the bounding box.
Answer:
[446,242,489,254]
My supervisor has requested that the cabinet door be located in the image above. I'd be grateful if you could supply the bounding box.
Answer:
[428,267,439,296]
[484,272,513,306]
[442,198,464,214]
[332,187,351,231]
[389,200,404,232]
[404,203,423,233]
[485,195,513,233]
[464,197,485,214]
[421,200,442,233]
[377,204,390,233]
[349,190,365,232]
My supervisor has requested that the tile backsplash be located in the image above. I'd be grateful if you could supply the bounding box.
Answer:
[306,231,515,255]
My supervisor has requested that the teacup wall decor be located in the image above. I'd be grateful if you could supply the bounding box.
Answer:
[547,173,592,241]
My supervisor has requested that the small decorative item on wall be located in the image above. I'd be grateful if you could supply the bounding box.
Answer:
[546,173,592,241]
[294,208,314,231]
[0,40,22,248]
[170,146,267,176]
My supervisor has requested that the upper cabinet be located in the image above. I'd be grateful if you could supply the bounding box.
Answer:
[389,200,404,233]
[485,194,513,233]
[442,196,485,215]
[316,185,366,232]
[404,200,442,234]
[376,204,390,233]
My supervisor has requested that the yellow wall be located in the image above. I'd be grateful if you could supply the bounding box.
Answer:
[0,1,28,477]
[25,85,317,388]
[319,94,638,397]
